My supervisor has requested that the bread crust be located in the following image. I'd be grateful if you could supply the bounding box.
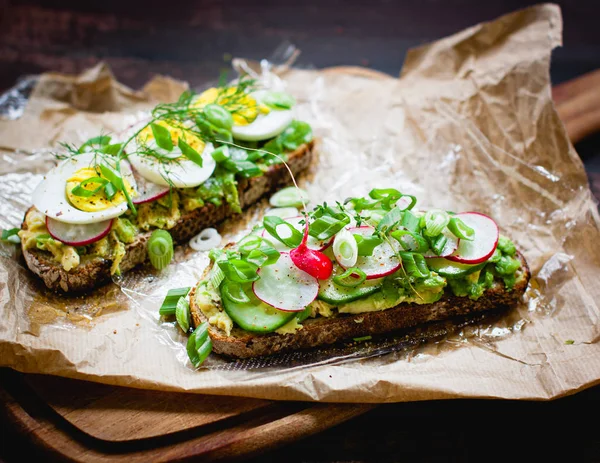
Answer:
[21,141,314,292]
[190,251,530,359]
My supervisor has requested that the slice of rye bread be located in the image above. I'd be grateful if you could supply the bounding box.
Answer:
[20,141,314,293]
[189,250,530,359]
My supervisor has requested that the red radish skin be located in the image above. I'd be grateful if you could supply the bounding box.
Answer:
[445,212,499,264]
[46,217,113,246]
[132,186,169,205]
[344,226,401,279]
[253,252,319,312]
[290,214,333,280]
[130,163,170,205]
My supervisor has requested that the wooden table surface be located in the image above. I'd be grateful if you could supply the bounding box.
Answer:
[1,1,600,462]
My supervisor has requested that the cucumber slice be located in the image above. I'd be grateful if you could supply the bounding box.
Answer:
[221,284,296,333]
[318,264,384,305]
[426,258,486,279]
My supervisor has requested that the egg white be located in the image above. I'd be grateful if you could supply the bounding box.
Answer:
[32,153,137,225]
[127,142,216,188]
[231,91,294,142]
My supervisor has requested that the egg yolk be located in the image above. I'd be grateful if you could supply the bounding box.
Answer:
[66,168,135,213]
[193,87,270,126]
[137,120,206,154]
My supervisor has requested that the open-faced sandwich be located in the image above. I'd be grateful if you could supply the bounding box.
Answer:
[17,78,315,292]
[166,187,530,365]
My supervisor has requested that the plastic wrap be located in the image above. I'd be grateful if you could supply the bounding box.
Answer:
[1,4,599,402]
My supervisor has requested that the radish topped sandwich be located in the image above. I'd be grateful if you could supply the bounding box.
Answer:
[178,188,530,364]
[18,78,315,292]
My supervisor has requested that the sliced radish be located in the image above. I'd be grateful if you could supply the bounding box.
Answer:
[253,252,319,312]
[344,226,401,279]
[445,212,499,264]
[46,216,113,246]
[423,228,459,258]
[130,163,169,205]
[261,216,332,251]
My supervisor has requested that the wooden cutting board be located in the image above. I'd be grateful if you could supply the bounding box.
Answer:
[1,70,599,462]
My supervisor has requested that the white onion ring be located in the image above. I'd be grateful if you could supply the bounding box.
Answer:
[189,228,221,251]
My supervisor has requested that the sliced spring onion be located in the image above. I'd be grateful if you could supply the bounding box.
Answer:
[269,186,309,208]
[237,235,264,254]
[194,322,213,367]
[159,287,191,316]
[344,196,379,213]
[399,252,430,278]
[353,233,383,256]
[103,181,118,200]
[150,122,174,151]
[333,228,358,268]
[264,207,299,219]
[390,229,429,253]
[189,228,221,252]
[427,233,449,256]
[238,235,280,266]
[221,280,251,304]
[263,216,303,247]
[217,259,259,283]
[209,264,225,288]
[448,217,475,241]
[423,209,450,237]
[309,214,349,241]
[178,138,203,167]
[245,247,280,267]
[263,91,296,110]
[175,297,191,333]
[1,228,20,244]
[204,103,234,130]
[401,210,421,233]
[211,146,230,163]
[353,335,372,342]
[376,207,403,234]
[186,330,200,366]
[187,325,213,368]
[194,321,209,347]
[70,176,109,197]
[369,188,402,210]
[148,229,174,270]
[221,158,262,178]
[395,195,417,211]
[101,143,123,155]
[333,267,367,287]
[196,336,213,366]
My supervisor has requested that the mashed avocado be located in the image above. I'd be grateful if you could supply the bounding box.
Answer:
[132,168,240,231]
[20,210,135,275]
[194,280,234,336]
[275,317,303,334]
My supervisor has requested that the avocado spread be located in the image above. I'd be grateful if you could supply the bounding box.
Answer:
[198,234,524,335]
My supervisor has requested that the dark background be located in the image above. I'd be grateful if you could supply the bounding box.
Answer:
[1,1,600,462]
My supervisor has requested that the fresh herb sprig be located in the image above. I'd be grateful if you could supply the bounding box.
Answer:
[55,77,262,215]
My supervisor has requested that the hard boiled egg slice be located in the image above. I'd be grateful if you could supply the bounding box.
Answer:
[231,90,294,142]
[128,121,216,188]
[32,153,137,225]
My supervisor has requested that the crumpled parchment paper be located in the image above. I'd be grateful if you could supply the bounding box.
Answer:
[1,3,599,402]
